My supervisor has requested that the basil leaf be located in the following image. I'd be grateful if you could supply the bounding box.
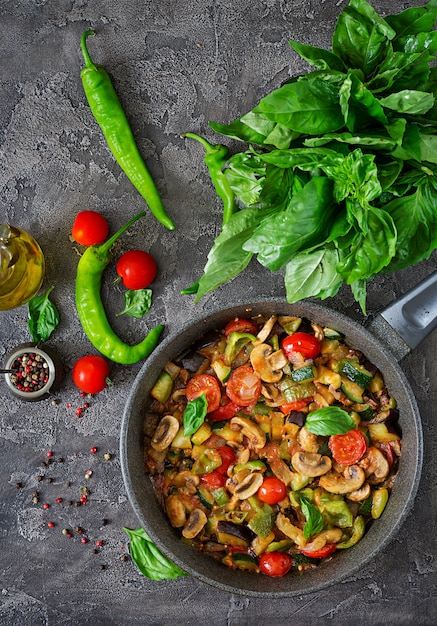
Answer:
[117,288,152,318]
[183,393,208,436]
[300,496,324,539]
[27,285,60,342]
[284,246,343,303]
[305,406,355,436]
[123,527,187,580]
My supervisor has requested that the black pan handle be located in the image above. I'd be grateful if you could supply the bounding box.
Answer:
[368,270,437,361]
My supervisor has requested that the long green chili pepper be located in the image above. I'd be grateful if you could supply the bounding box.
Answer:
[180,132,237,296]
[181,132,236,226]
[80,30,175,231]
[76,210,164,364]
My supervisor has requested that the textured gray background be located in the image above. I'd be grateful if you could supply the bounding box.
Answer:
[0,1,436,624]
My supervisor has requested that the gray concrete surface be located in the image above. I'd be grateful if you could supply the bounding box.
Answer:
[0,1,436,624]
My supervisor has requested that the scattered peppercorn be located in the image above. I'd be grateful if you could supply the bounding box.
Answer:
[64,481,71,488]
[103,453,112,461]
[99,564,105,570]
[35,475,42,482]
[62,528,69,536]
[85,470,93,480]
[55,497,63,504]
[96,540,103,547]
[15,482,23,489]
[43,503,50,509]
[32,497,39,504]
[45,477,53,483]
[47,522,55,528]
[120,554,129,562]
[81,537,88,544]
[47,451,53,458]
[90,447,97,454]
[66,500,73,506]
[32,491,38,498]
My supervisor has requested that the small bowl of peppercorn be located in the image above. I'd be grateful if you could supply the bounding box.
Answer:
[3,343,64,401]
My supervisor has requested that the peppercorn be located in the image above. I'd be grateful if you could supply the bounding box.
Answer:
[35,475,43,482]
[120,554,129,562]
[47,522,55,529]
[45,477,53,483]
[15,482,23,489]
[103,453,112,461]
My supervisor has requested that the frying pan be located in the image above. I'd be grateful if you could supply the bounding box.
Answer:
[120,271,437,598]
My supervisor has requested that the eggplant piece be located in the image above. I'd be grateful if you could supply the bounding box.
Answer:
[286,411,306,427]
[216,520,255,548]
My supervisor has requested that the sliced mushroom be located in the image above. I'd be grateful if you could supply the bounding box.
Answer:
[347,482,371,502]
[359,446,390,485]
[311,323,324,342]
[291,451,332,477]
[250,343,287,383]
[173,470,200,495]
[297,426,319,453]
[301,528,343,553]
[269,458,294,486]
[319,465,366,494]
[230,416,267,449]
[151,415,180,451]
[276,512,306,547]
[230,471,264,500]
[182,508,208,539]
[165,494,187,528]
[255,315,277,344]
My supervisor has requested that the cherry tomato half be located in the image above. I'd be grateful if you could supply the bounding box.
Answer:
[279,398,313,414]
[71,210,109,247]
[116,250,157,290]
[226,365,262,407]
[259,552,293,577]
[186,374,221,413]
[216,446,236,476]
[224,318,258,336]
[281,332,321,360]
[300,543,337,559]
[257,476,287,505]
[208,400,240,422]
[329,429,367,465]
[72,355,110,394]
[200,469,226,489]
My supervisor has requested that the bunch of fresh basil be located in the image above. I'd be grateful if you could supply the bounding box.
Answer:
[190,0,437,313]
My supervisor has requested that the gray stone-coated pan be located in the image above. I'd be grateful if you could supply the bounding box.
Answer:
[120,272,436,597]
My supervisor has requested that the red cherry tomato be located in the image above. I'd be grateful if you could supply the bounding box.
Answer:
[116,250,157,290]
[257,476,287,505]
[226,366,262,407]
[279,398,313,414]
[224,318,258,336]
[259,552,293,577]
[300,544,337,559]
[329,429,367,465]
[186,374,221,413]
[208,400,240,422]
[216,446,236,476]
[200,469,226,489]
[72,355,110,394]
[71,210,109,246]
[281,332,321,360]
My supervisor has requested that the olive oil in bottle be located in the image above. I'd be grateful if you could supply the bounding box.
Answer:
[0,224,45,310]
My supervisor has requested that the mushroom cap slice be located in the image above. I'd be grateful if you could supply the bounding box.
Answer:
[151,415,180,451]
[250,343,287,383]
[291,451,332,477]
[319,465,366,494]
[182,508,208,539]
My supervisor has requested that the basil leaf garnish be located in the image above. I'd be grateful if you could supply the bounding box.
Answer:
[123,527,187,580]
[27,286,60,342]
[117,288,152,318]
[183,393,208,436]
[305,406,355,436]
[300,496,324,540]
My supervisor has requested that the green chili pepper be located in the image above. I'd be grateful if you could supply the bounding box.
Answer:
[182,132,236,226]
[75,210,164,364]
[80,30,175,231]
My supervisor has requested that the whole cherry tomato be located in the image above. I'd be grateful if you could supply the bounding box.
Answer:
[257,476,287,505]
[226,365,262,406]
[259,552,293,577]
[300,544,337,559]
[281,332,321,360]
[186,374,221,413]
[329,429,367,465]
[71,210,109,246]
[116,250,157,290]
[224,318,258,336]
[72,355,110,394]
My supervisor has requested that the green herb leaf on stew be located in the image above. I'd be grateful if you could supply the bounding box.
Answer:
[300,496,324,539]
[116,288,152,318]
[27,286,60,342]
[123,527,187,580]
[305,406,356,436]
[183,393,208,436]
